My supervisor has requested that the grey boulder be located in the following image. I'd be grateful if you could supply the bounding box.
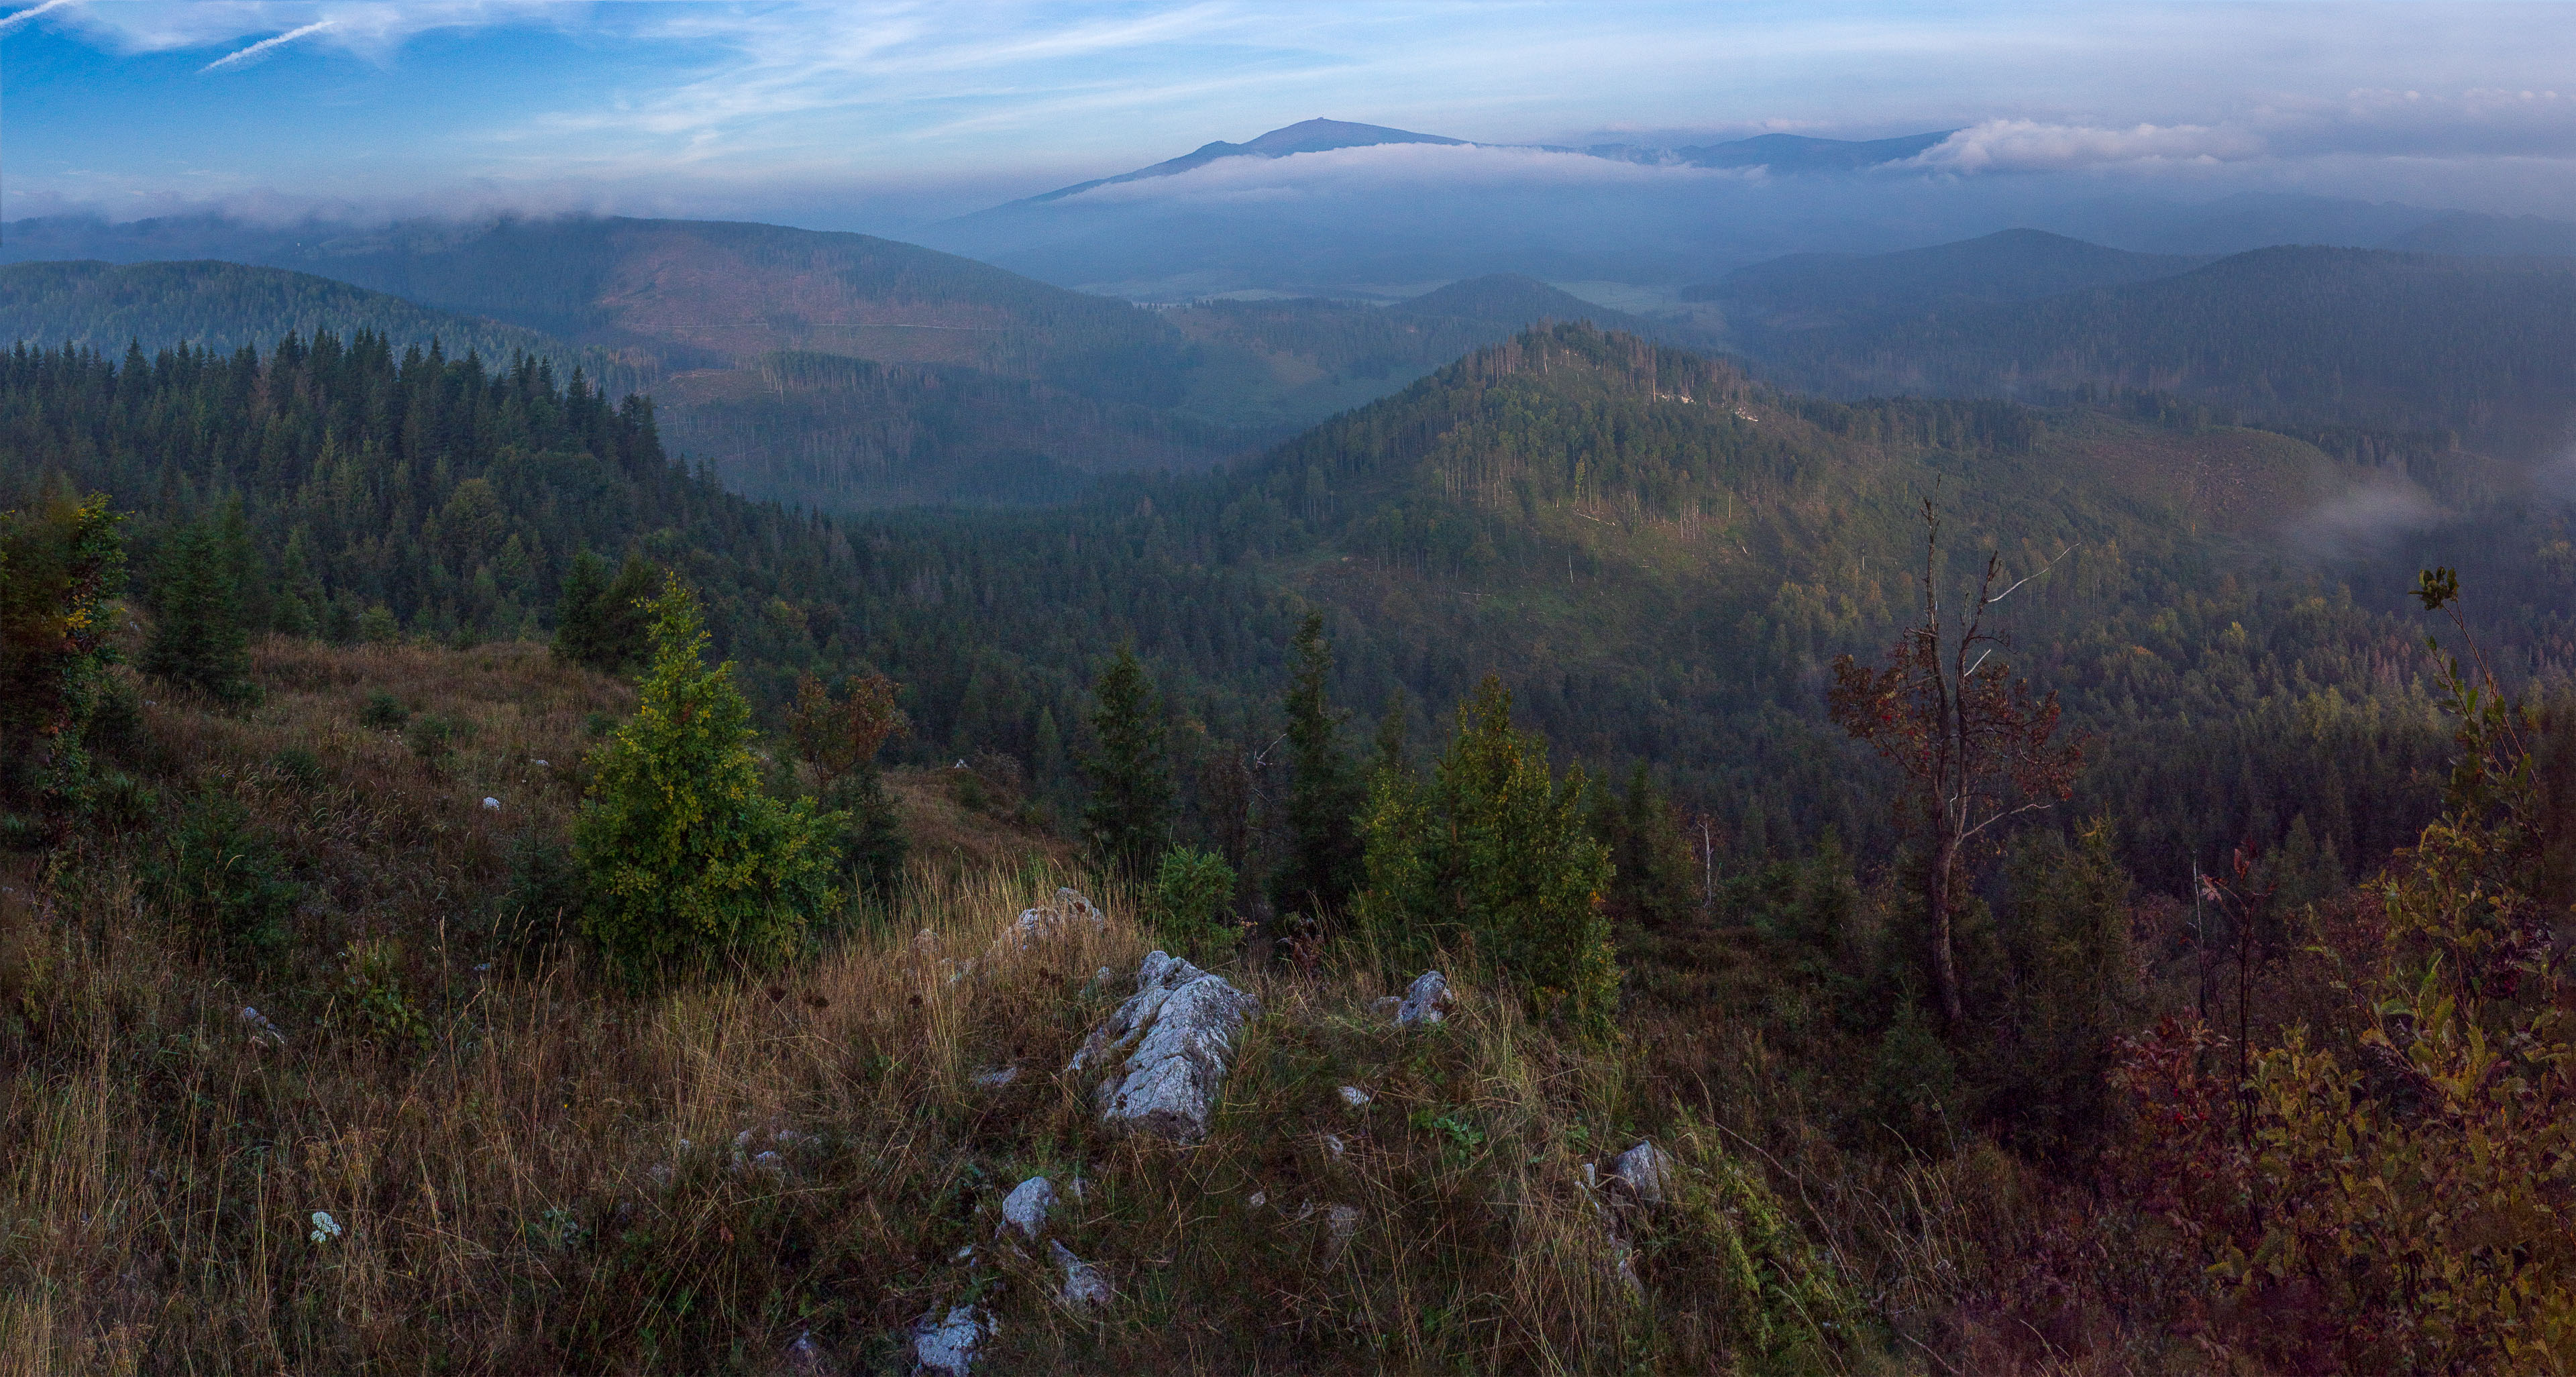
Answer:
[1395,971,1450,1027]
[1069,951,1260,1142]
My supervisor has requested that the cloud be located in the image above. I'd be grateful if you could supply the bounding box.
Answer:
[1059,140,1760,206]
[1907,119,2264,174]
[201,19,333,72]
[0,0,81,39]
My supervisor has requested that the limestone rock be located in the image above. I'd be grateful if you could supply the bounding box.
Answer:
[1068,951,1260,1141]
[1609,1140,1676,1207]
[1395,971,1450,1027]
[913,1305,991,1376]
[1051,1240,1114,1312]
[1008,887,1108,949]
[1000,1175,1057,1240]
[1337,1085,1373,1107]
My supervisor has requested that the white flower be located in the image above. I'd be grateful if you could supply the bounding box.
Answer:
[309,1211,342,1244]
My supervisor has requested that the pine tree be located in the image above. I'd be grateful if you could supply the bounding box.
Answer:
[142,516,252,702]
[1357,676,1618,1028]
[574,577,841,978]
[1080,645,1173,876]
[1273,612,1366,922]
[553,549,659,673]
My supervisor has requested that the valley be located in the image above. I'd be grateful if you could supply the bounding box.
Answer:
[8,87,2576,1374]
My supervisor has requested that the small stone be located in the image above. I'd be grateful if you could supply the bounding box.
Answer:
[1246,1190,1267,1210]
[1322,1133,1347,1161]
[971,1066,1020,1088]
[237,1006,284,1046]
[954,1244,977,1262]
[1338,1085,1372,1107]
[533,759,549,767]
[1051,1240,1114,1312]
[784,1329,825,1372]
[482,796,501,810]
[913,1305,991,1376]
[1000,1175,1057,1240]
[1324,1204,1361,1260]
[1395,971,1450,1028]
[1609,1140,1676,1208]
[748,1150,784,1176]
[647,1163,672,1189]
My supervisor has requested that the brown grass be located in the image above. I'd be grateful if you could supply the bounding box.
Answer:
[0,637,2210,1374]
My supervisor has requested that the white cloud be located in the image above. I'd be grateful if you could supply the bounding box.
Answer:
[1906,119,2264,174]
[1060,140,1760,205]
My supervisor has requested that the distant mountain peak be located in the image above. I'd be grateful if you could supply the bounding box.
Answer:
[1019,118,1466,205]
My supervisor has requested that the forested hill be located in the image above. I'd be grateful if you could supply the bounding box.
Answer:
[0,217,1717,508]
[0,259,638,392]
[17,322,2573,900]
[1688,229,2206,322]
[1743,245,2576,457]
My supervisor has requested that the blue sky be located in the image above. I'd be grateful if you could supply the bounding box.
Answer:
[8,2,2576,229]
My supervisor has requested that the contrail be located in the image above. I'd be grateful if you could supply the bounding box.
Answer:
[0,0,80,38]
[202,19,334,72]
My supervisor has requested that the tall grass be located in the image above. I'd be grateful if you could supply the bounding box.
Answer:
[0,638,2168,1373]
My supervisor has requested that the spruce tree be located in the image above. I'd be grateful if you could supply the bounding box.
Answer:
[1357,676,1617,1029]
[574,577,841,979]
[1273,612,1366,922]
[553,549,659,673]
[142,517,252,702]
[1079,645,1173,876]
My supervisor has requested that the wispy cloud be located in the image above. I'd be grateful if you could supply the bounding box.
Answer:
[201,18,332,72]
[0,0,80,39]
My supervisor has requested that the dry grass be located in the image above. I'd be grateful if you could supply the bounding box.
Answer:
[0,637,2202,1374]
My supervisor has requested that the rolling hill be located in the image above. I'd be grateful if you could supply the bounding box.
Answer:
[1737,245,2576,457]
[0,259,621,383]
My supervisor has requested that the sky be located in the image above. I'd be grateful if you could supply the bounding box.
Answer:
[7,1,2576,231]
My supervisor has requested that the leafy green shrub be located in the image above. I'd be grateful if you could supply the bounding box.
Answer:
[572,577,842,978]
[335,938,429,1048]
[145,788,297,953]
[1150,846,1238,956]
[358,691,410,728]
[584,710,616,738]
[1,489,126,823]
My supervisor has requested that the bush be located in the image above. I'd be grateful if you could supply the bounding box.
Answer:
[1150,846,1238,956]
[358,692,410,728]
[145,788,297,954]
[572,577,842,978]
[271,747,325,790]
[405,714,470,763]
[1,489,126,821]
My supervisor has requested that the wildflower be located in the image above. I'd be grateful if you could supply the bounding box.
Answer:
[309,1211,342,1244]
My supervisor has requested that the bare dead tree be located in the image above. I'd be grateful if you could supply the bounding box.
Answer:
[1829,500,2083,1028]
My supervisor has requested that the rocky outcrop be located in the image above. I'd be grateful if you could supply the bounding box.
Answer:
[1069,951,1261,1142]
[1395,971,1450,1027]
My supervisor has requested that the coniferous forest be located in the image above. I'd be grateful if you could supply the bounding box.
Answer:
[9,210,2576,1370]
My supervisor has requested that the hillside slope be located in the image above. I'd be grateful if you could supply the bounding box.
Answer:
[0,259,625,384]
[1748,245,2576,457]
